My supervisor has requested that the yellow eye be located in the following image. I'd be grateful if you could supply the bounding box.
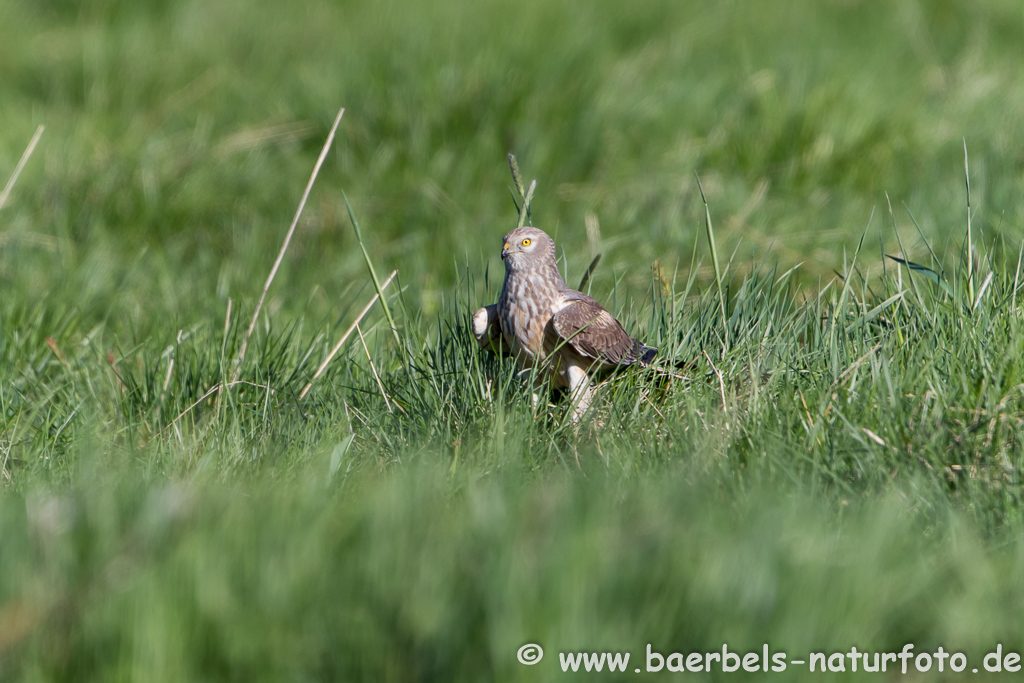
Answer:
[522,238,532,246]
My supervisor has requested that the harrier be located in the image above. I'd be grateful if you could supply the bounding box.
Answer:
[473,226,656,420]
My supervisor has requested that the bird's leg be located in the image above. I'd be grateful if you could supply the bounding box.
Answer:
[566,364,594,423]
[471,306,493,342]
[472,304,510,354]
[530,372,547,409]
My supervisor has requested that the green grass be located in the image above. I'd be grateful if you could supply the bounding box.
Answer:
[4,0,1024,679]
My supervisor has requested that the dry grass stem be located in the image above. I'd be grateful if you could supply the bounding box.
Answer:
[299,269,398,400]
[234,107,345,378]
[703,350,728,413]
[355,322,393,413]
[0,125,44,212]
[223,297,233,341]
[165,380,274,430]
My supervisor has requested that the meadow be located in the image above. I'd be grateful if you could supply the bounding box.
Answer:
[3,0,1024,679]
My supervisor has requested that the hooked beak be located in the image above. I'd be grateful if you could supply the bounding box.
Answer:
[501,241,511,260]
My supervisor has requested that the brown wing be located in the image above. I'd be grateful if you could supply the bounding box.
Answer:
[549,296,644,366]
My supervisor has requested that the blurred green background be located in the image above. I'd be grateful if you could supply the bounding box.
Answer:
[3,0,1024,680]
[3,0,1023,328]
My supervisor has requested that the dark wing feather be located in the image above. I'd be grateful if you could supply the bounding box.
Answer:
[550,295,649,366]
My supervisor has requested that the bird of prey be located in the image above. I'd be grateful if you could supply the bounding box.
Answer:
[473,226,656,420]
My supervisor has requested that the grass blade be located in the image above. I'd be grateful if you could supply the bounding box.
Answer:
[0,124,44,212]
[695,172,728,346]
[235,107,345,377]
[344,193,404,362]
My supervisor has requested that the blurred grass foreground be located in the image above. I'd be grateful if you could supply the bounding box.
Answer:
[3,0,1024,680]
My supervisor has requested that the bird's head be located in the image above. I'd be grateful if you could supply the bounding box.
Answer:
[501,226,556,271]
